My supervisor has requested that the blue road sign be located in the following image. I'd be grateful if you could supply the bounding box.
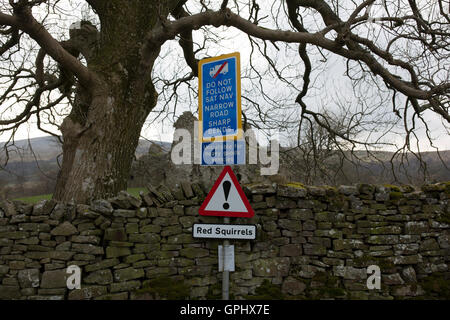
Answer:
[201,139,245,166]
[199,52,242,142]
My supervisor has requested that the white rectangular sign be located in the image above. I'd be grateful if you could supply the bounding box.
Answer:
[218,245,235,272]
[192,223,256,240]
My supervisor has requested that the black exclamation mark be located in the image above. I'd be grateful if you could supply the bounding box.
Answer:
[222,181,231,210]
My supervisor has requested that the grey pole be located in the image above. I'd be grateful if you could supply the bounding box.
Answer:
[222,217,230,300]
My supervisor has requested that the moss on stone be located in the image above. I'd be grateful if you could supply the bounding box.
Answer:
[353,255,395,270]
[133,276,189,300]
[389,191,404,200]
[323,186,339,196]
[436,212,450,224]
[311,271,329,283]
[317,287,347,298]
[206,283,222,300]
[256,230,270,241]
[418,272,450,299]
[309,272,346,298]
[242,182,262,188]
[422,181,450,194]
[384,184,401,192]
[205,283,235,300]
[284,182,306,189]
[328,195,348,210]
[314,272,339,286]
[245,279,284,300]
[401,185,415,193]
[444,181,450,195]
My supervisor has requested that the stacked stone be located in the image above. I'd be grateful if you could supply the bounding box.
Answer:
[0,198,106,300]
[0,181,449,300]
[239,182,449,299]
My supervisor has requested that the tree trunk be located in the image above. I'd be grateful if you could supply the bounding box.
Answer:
[53,77,157,204]
[52,0,167,204]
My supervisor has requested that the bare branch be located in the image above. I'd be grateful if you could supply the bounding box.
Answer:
[3,6,96,88]
[145,7,447,106]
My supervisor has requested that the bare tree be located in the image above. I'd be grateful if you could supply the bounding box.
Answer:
[280,107,351,185]
[0,0,448,203]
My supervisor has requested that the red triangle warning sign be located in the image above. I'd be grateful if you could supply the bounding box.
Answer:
[199,166,254,218]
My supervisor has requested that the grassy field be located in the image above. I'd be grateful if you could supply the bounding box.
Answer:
[14,187,147,204]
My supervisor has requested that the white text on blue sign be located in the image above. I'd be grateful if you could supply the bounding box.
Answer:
[202,56,239,139]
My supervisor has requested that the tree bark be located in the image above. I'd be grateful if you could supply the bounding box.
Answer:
[53,78,157,203]
[51,0,165,204]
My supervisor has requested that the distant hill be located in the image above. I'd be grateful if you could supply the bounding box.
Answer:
[0,136,171,199]
[0,136,171,163]
[0,136,449,199]
[339,149,450,185]
[0,136,61,162]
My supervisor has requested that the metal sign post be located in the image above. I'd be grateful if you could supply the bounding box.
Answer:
[222,217,230,300]
[197,54,253,301]
[196,165,253,300]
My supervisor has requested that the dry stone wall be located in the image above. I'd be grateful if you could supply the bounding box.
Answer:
[0,182,449,300]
